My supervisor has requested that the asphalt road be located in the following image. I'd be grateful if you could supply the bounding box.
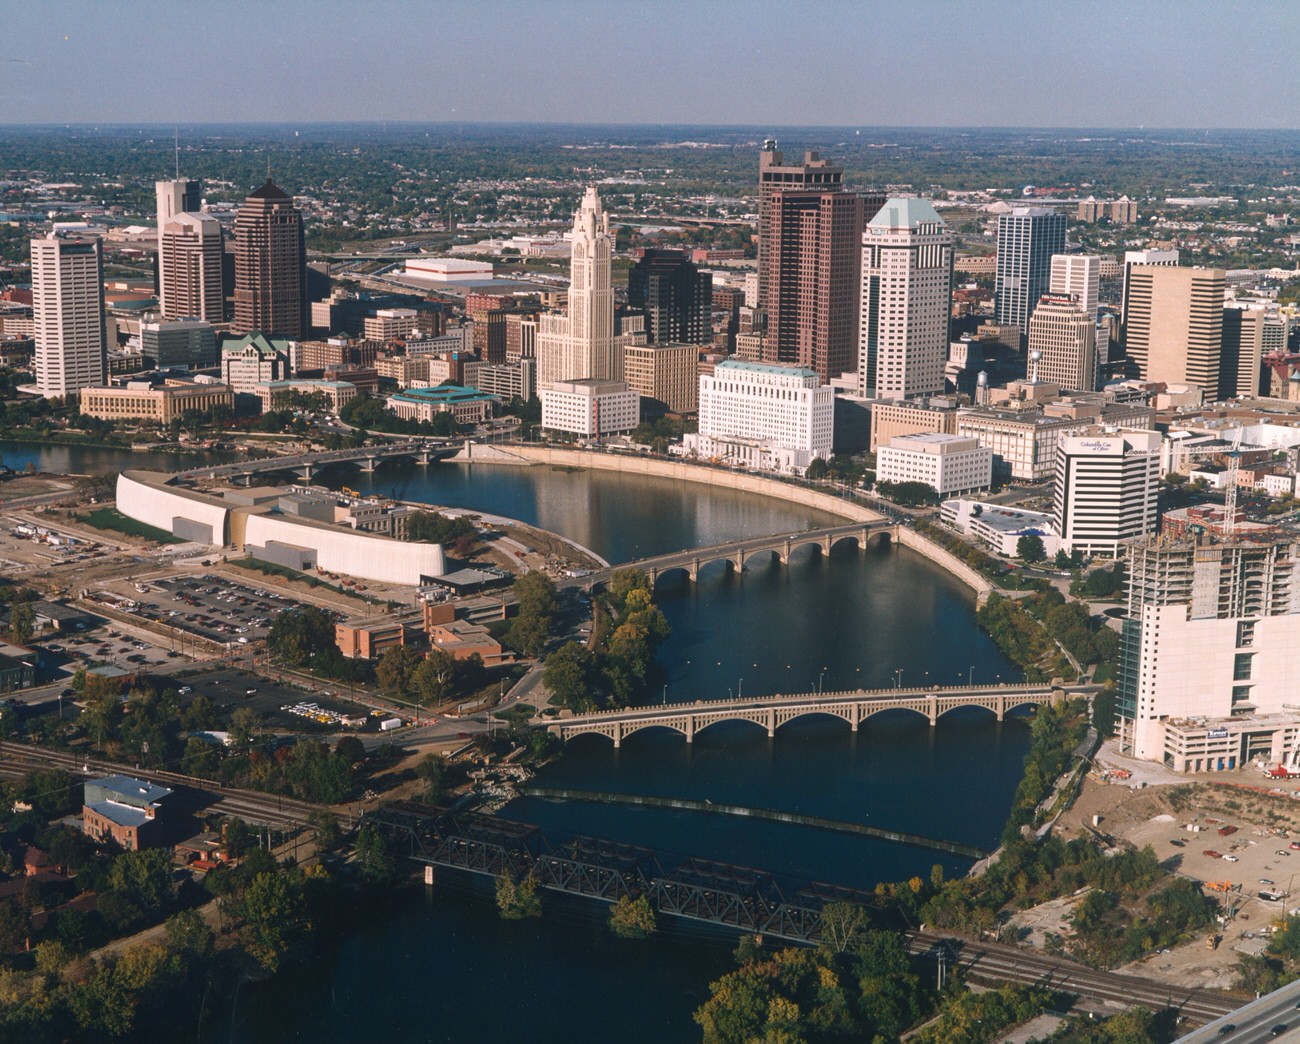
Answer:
[1176,976,1300,1041]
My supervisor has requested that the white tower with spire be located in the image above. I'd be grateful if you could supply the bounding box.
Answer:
[537,186,622,390]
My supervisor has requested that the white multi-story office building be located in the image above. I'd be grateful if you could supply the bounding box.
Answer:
[31,235,107,399]
[540,379,638,438]
[1027,295,1096,391]
[995,207,1067,336]
[876,433,991,496]
[1048,254,1099,317]
[160,212,223,322]
[857,197,952,399]
[1051,430,1160,556]
[155,178,201,316]
[1118,536,1300,771]
[685,359,833,475]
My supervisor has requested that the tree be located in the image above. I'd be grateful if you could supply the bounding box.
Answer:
[820,901,868,954]
[609,894,656,939]
[543,641,595,710]
[240,870,306,973]
[376,644,422,695]
[354,825,397,885]
[1017,533,1047,563]
[108,848,174,919]
[805,457,829,480]
[511,570,557,657]
[415,753,445,803]
[7,602,34,644]
[335,735,366,765]
[267,606,337,667]
[164,908,214,960]
[412,648,457,706]
[495,871,542,919]
[229,706,260,750]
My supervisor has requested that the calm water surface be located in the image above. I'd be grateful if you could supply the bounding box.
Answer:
[9,446,1025,1042]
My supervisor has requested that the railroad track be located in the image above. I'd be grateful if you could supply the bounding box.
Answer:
[907,931,1242,1023]
[0,741,332,830]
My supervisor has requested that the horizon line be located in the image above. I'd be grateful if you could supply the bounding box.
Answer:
[2,120,1299,134]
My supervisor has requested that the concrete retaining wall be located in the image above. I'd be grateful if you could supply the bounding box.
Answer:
[895,525,996,599]
[504,445,882,523]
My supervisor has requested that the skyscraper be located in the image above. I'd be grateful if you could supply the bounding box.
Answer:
[756,143,844,316]
[1048,254,1099,317]
[627,249,712,346]
[1121,265,1225,394]
[763,187,866,382]
[233,179,305,339]
[857,197,952,399]
[160,212,223,322]
[31,234,107,399]
[995,207,1067,337]
[1026,294,1096,391]
[155,178,201,315]
[537,187,636,390]
[756,144,884,383]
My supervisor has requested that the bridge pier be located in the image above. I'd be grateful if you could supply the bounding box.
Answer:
[684,718,694,744]
[360,457,378,473]
[927,694,938,726]
[995,694,1005,722]
[297,465,314,482]
[688,559,699,582]
[416,450,431,465]
[612,721,623,749]
[763,708,775,738]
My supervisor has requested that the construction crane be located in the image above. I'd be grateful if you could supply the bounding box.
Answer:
[1224,427,1244,537]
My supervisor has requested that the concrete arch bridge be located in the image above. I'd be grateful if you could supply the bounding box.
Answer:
[568,520,897,589]
[550,683,1099,748]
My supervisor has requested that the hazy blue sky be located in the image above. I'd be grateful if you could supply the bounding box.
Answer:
[4,0,1298,128]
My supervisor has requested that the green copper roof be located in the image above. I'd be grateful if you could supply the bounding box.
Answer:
[867,197,945,230]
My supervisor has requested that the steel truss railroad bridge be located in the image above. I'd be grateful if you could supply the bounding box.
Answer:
[364,802,870,944]
[550,683,1097,748]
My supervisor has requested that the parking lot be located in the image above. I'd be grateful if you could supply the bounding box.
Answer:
[175,667,393,735]
[42,623,180,676]
[135,574,302,646]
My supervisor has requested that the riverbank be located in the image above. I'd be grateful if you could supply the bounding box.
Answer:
[498,444,884,524]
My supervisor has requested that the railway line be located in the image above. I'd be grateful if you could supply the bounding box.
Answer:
[907,931,1242,1024]
[0,740,331,831]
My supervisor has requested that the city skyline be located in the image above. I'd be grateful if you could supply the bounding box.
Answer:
[4,0,1299,129]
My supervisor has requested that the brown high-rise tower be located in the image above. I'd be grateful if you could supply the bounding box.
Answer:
[757,143,883,383]
[233,179,305,339]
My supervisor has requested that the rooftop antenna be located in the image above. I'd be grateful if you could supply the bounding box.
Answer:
[174,127,179,179]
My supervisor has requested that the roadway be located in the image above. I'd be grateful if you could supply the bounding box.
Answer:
[1175,976,1300,1041]
[559,519,894,590]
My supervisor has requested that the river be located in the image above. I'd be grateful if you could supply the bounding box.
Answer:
[3,445,1025,1042]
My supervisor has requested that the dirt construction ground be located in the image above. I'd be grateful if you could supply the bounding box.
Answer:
[1041,738,1300,990]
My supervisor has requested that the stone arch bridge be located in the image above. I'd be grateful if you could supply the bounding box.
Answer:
[550,683,1096,747]
[565,520,897,589]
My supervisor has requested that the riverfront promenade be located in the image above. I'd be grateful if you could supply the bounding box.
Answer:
[549,682,1103,746]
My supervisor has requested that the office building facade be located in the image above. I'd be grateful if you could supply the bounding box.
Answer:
[857,197,952,398]
[155,178,201,315]
[627,249,712,346]
[160,212,223,322]
[141,318,216,369]
[1027,295,1097,391]
[685,359,833,475]
[1048,254,1099,317]
[1051,430,1160,556]
[233,179,306,339]
[995,208,1067,337]
[1118,536,1300,769]
[1121,265,1225,394]
[31,235,107,399]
